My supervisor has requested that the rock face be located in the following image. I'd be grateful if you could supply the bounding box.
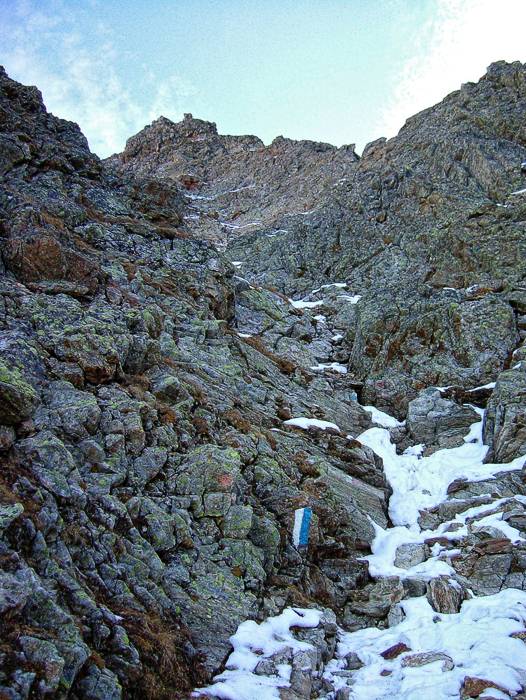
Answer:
[0,67,379,699]
[107,114,359,247]
[227,59,526,416]
[406,388,480,453]
[0,60,525,700]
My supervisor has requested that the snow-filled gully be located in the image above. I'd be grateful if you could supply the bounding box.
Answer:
[321,409,526,700]
[201,284,526,699]
[199,401,526,699]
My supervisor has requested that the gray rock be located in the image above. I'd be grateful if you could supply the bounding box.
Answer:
[222,504,253,538]
[406,388,480,453]
[77,666,122,700]
[0,502,23,533]
[0,360,38,425]
[19,637,65,695]
[394,542,428,569]
[483,365,526,462]
[0,570,32,613]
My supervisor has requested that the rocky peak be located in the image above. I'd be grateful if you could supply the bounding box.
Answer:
[108,112,359,246]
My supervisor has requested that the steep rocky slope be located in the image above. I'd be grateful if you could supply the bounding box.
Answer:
[0,67,382,699]
[227,60,526,416]
[106,114,359,247]
[0,61,525,700]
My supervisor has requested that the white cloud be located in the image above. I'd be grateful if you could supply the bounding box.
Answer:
[0,0,197,157]
[377,0,526,139]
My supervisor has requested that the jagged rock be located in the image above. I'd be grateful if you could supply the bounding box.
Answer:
[3,233,100,297]
[76,666,123,700]
[483,365,526,462]
[0,503,23,533]
[0,569,32,613]
[406,388,480,453]
[0,360,38,425]
[18,637,65,695]
[347,576,404,619]
[426,576,466,613]
[108,114,359,247]
[1,59,526,699]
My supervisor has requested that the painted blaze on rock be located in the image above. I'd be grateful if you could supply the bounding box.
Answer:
[293,507,313,548]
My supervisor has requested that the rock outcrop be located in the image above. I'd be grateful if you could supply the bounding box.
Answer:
[107,114,359,248]
[0,60,525,700]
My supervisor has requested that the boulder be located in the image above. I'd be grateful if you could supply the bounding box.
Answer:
[406,388,480,452]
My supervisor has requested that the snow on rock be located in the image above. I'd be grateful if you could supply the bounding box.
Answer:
[324,589,526,700]
[221,221,263,230]
[310,362,348,374]
[197,608,322,700]
[364,494,526,579]
[339,294,362,304]
[363,405,404,428]
[284,417,341,432]
[197,399,526,700]
[468,381,496,392]
[311,282,347,294]
[357,412,525,529]
[288,298,325,310]
[353,404,526,580]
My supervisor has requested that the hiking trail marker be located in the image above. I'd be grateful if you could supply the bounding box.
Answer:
[293,507,312,549]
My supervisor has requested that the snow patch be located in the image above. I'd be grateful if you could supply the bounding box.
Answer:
[364,406,404,428]
[339,294,362,304]
[358,417,525,529]
[311,282,347,294]
[221,221,263,230]
[324,590,526,700]
[468,381,496,392]
[198,608,322,700]
[310,362,348,374]
[288,298,324,310]
[284,417,341,432]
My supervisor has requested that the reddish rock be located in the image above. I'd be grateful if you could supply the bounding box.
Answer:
[427,576,466,614]
[474,538,512,555]
[461,676,509,697]
[4,232,100,296]
[447,479,469,495]
[380,642,411,660]
[402,651,454,670]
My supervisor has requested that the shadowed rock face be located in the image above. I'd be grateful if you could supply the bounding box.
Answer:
[0,60,525,700]
[106,113,359,247]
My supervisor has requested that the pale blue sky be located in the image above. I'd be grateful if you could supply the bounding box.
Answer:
[1,0,525,157]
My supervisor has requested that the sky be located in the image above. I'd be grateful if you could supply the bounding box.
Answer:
[1,0,525,158]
